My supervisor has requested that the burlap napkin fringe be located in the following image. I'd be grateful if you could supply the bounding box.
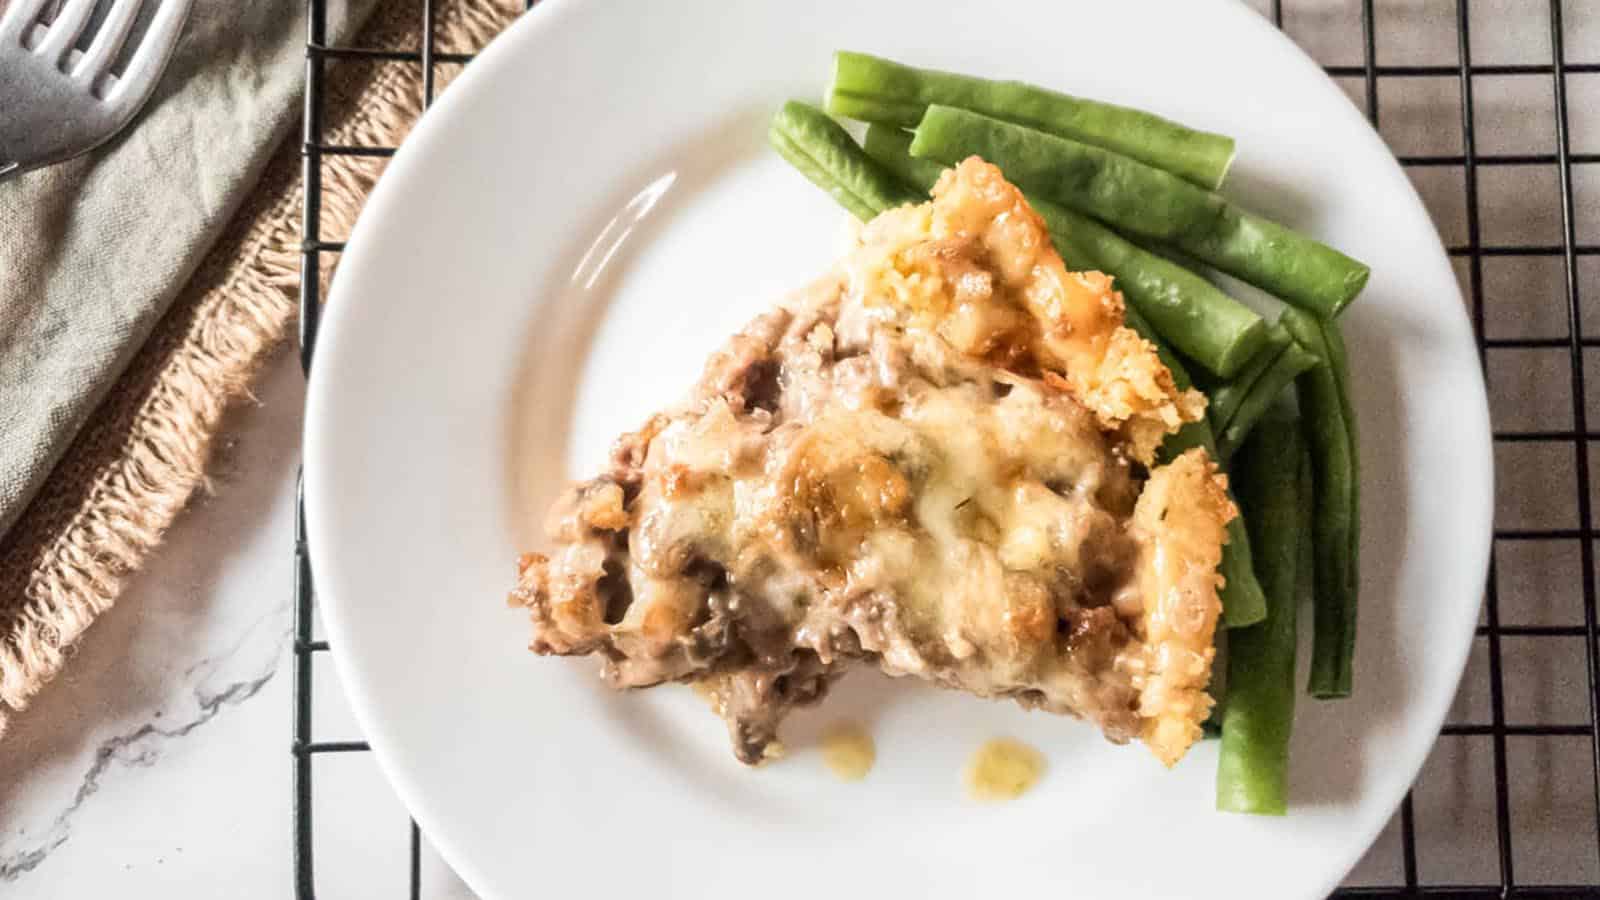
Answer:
[0,0,520,737]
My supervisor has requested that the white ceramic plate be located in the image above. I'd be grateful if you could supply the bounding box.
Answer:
[304,1,1493,897]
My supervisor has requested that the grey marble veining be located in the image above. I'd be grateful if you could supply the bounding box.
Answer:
[0,357,469,897]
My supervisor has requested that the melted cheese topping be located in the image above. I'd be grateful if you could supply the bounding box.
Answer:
[622,345,1138,698]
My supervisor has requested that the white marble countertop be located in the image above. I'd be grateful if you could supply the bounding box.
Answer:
[5,1,1600,896]
[0,357,473,898]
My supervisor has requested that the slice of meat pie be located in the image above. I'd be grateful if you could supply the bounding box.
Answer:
[509,158,1234,768]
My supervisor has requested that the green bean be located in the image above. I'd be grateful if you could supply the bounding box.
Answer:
[1125,308,1268,629]
[1322,320,1362,597]
[1280,308,1359,698]
[1146,243,1215,279]
[1207,326,1293,432]
[829,51,1236,189]
[1298,446,1317,636]
[862,125,947,192]
[769,101,920,222]
[863,125,1268,378]
[1216,341,1322,461]
[909,106,1370,318]
[1217,416,1304,815]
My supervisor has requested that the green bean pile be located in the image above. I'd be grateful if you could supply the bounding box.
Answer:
[769,51,1367,815]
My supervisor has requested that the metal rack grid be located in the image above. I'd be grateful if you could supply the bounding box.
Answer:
[289,1,1600,896]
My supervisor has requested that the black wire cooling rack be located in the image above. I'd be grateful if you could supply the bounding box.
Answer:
[290,1,1600,896]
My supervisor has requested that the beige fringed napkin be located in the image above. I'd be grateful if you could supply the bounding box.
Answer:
[0,0,526,738]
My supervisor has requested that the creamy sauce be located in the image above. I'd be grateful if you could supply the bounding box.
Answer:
[965,738,1046,801]
[819,722,876,781]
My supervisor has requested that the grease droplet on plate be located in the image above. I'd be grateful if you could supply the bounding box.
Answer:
[820,722,875,781]
[966,738,1045,801]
